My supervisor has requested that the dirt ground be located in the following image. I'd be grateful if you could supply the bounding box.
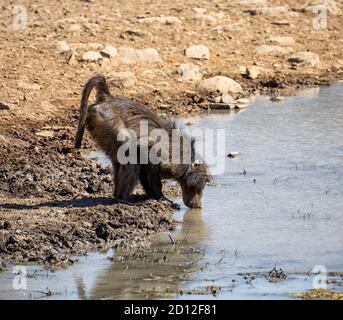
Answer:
[0,0,343,266]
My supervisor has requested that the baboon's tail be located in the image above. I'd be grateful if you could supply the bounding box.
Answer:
[74,75,111,149]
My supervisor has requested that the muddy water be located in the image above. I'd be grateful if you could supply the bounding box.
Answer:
[1,84,343,299]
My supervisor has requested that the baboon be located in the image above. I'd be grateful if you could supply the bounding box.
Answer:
[74,75,212,208]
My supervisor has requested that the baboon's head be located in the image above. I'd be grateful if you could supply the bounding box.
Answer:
[180,161,212,208]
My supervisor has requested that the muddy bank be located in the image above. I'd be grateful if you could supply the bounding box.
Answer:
[0,198,175,267]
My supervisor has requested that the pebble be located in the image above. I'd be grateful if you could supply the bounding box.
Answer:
[185,44,210,60]
[221,93,235,105]
[100,45,118,58]
[82,51,102,62]
[235,98,250,109]
[116,47,161,64]
[201,76,243,94]
[137,16,182,25]
[270,96,285,102]
[136,48,162,63]
[243,65,266,79]
[177,63,202,82]
[288,51,320,66]
[56,41,70,53]
[266,36,295,46]
[227,151,240,158]
[0,102,16,110]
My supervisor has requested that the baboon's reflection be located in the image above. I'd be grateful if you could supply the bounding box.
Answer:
[75,208,209,299]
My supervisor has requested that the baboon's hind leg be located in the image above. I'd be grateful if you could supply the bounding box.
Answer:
[139,164,163,200]
[114,164,140,200]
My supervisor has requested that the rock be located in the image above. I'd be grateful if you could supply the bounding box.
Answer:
[136,48,162,63]
[117,47,138,64]
[221,93,235,105]
[56,41,70,53]
[255,45,293,56]
[235,98,250,108]
[209,103,230,110]
[82,51,102,61]
[177,63,202,81]
[266,36,295,46]
[35,130,54,138]
[227,151,240,158]
[271,20,291,26]
[0,102,16,110]
[108,71,135,88]
[17,81,41,90]
[137,16,182,25]
[288,51,320,66]
[120,29,147,38]
[68,51,77,65]
[201,76,243,94]
[243,66,267,79]
[270,96,285,102]
[185,44,210,60]
[116,47,161,64]
[100,45,117,58]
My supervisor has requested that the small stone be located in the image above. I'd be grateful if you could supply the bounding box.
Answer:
[227,151,239,158]
[0,102,16,110]
[136,48,162,63]
[56,41,70,53]
[185,44,210,60]
[201,76,243,94]
[35,130,54,138]
[255,45,293,55]
[137,16,182,25]
[177,63,202,81]
[209,103,230,110]
[235,98,250,109]
[266,36,295,46]
[221,93,235,104]
[270,96,285,102]
[288,51,320,66]
[68,51,77,65]
[82,51,102,62]
[117,47,138,64]
[245,66,266,79]
[100,45,117,58]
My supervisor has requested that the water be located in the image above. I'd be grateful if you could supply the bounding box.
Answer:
[1,85,342,299]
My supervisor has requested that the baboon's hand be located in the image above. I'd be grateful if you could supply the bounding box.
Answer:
[163,196,180,210]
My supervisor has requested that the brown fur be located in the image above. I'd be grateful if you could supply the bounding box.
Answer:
[74,75,212,208]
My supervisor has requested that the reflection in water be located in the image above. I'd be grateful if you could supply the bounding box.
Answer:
[88,209,210,299]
